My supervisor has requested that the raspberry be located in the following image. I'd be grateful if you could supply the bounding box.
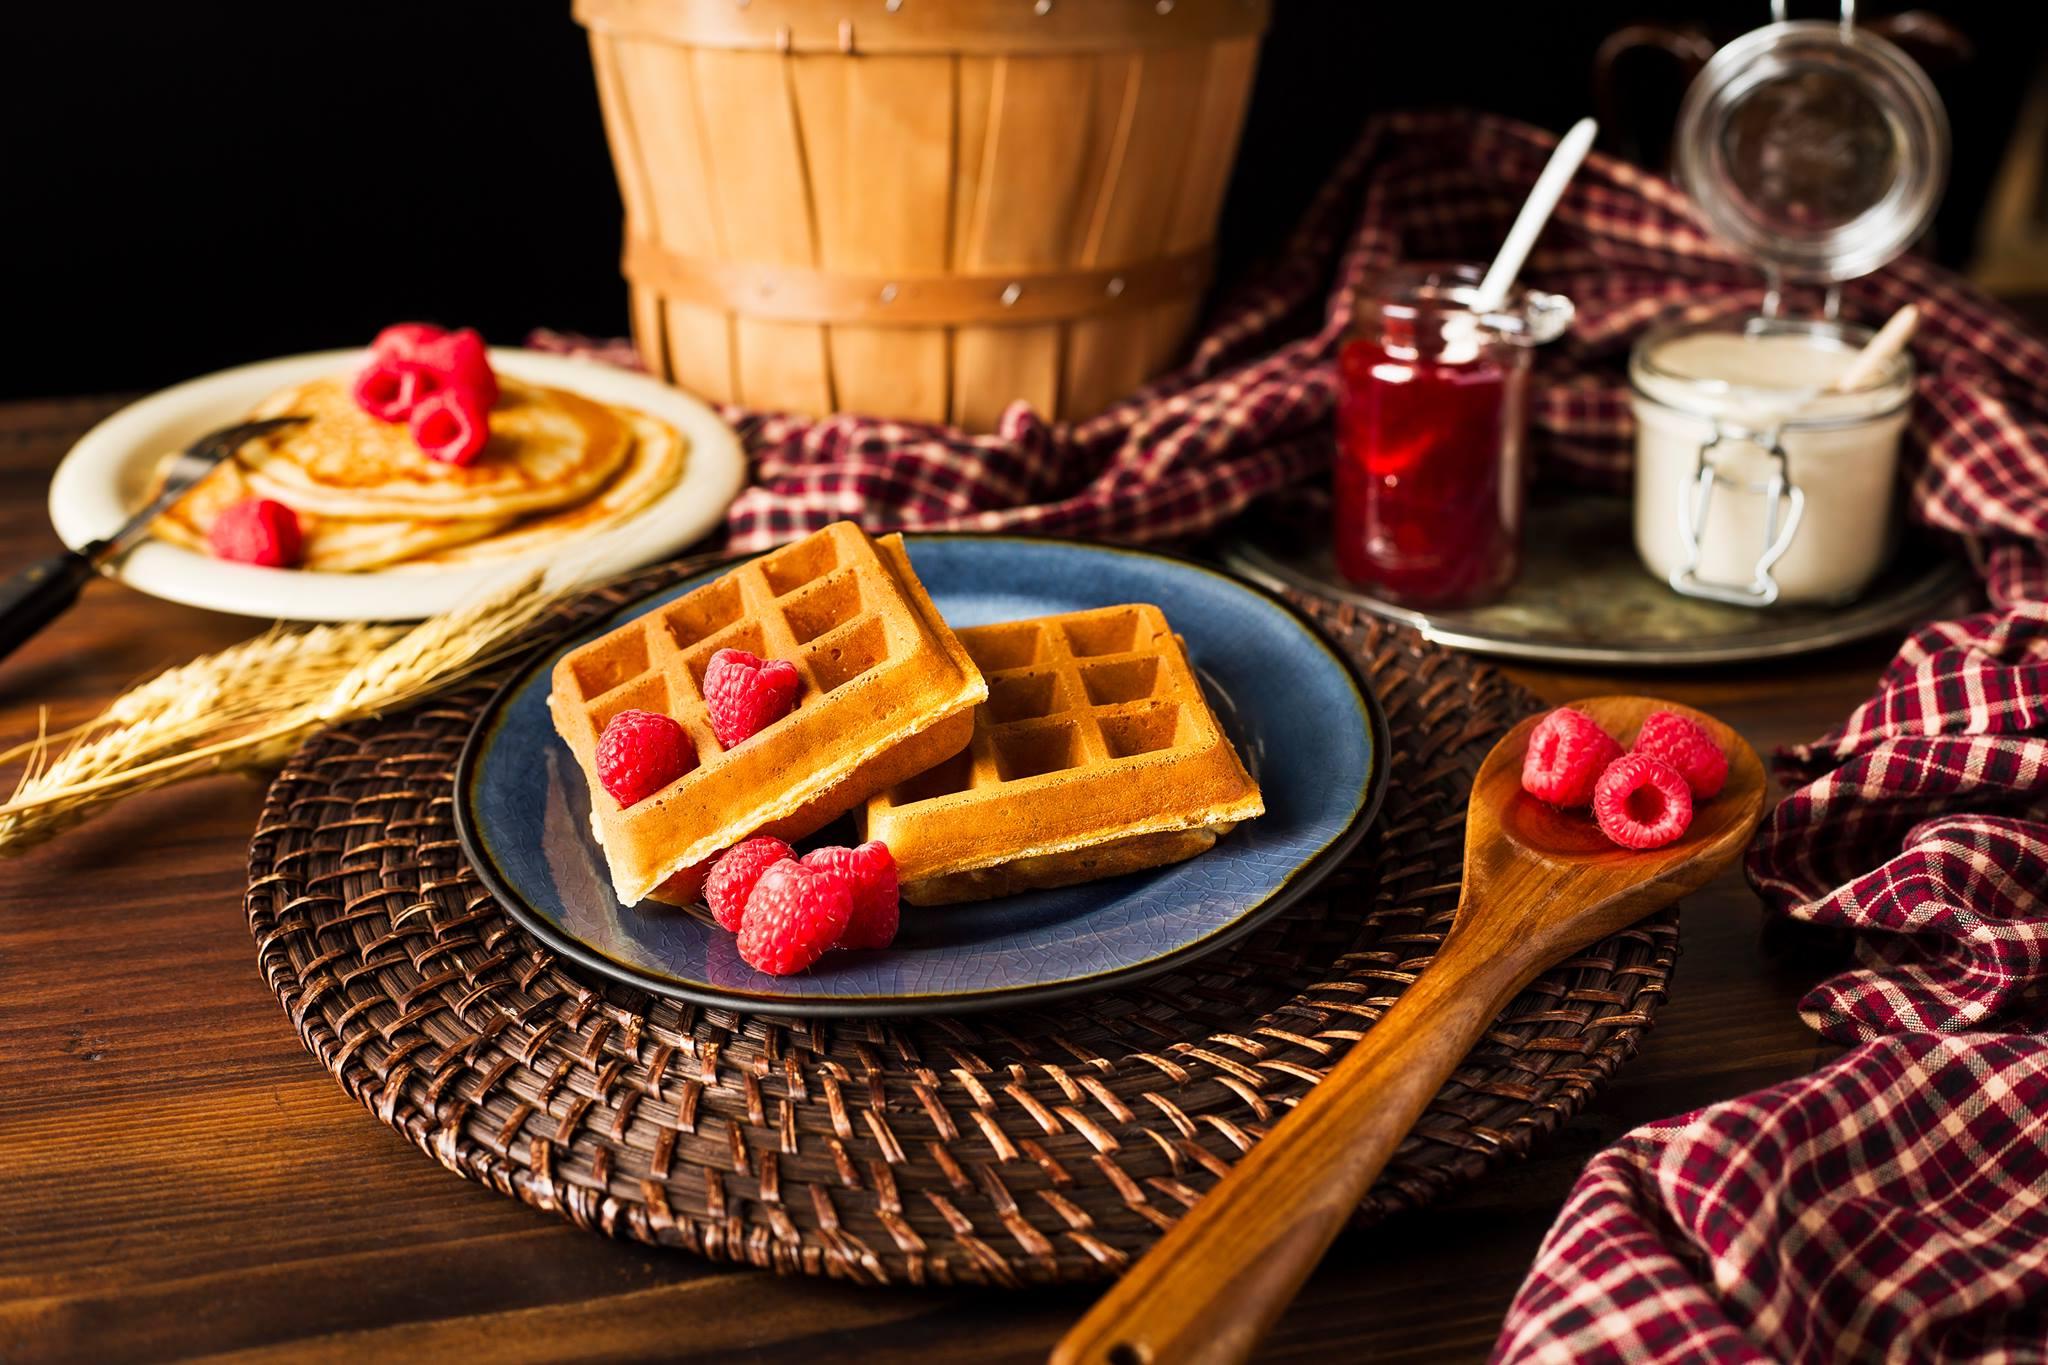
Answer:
[1521,707,1624,807]
[414,327,499,408]
[409,386,491,465]
[705,836,795,932]
[370,322,448,361]
[737,860,851,975]
[802,841,899,950]
[1592,754,1694,850]
[351,355,443,423]
[207,498,303,568]
[595,708,696,807]
[1632,710,1729,799]
[703,648,801,748]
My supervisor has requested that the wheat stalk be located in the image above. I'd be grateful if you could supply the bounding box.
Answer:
[0,622,404,771]
[0,567,564,855]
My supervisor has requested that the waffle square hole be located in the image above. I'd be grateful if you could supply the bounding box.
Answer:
[806,616,888,693]
[588,674,670,733]
[1063,611,1141,658]
[987,672,1061,724]
[994,722,1081,781]
[759,535,841,597]
[963,624,1046,673]
[1080,657,1160,706]
[891,749,975,806]
[684,621,768,691]
[660,577,744,653]
[1100,705,1185,758]
[782,570,863,645]
[570,634,648,700]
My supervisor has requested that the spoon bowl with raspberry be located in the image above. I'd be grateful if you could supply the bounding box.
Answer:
[1057,695,1765,1365]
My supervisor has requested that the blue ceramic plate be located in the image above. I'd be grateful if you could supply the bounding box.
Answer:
[457,536,1388,1017]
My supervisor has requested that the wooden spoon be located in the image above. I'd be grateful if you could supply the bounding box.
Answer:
[1052,696,1767,1365]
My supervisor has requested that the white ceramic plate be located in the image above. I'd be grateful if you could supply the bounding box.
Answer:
[48,348,747,622]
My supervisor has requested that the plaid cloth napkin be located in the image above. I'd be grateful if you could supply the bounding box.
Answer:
[545,109,2048,1359]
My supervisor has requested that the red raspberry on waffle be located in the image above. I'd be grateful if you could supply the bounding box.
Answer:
[595,709,696,807]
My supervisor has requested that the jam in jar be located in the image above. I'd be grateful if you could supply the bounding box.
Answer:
[1333,264,1570,608]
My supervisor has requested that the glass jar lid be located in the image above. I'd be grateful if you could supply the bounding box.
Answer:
[1675,12,1949,283]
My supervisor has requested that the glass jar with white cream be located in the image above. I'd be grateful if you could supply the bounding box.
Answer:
[1631,316,1912,606]
[1628,5,1947,608]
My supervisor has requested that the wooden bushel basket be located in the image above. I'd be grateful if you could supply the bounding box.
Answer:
[576,0,1271,428]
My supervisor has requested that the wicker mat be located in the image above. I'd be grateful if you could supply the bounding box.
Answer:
[246,555,1677,1287]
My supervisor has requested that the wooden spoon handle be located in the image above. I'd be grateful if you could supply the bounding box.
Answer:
[1052,930,1529,1365]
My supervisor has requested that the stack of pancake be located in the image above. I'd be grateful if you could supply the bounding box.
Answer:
[153,372,688,571]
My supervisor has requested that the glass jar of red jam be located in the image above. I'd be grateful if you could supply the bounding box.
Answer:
[1333,264,1571,608]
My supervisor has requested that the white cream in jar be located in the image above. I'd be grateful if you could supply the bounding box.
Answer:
[1630,317,1913,606]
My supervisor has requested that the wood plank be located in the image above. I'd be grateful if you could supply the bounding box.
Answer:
[179,1272,937,1365]
[952,323,1062,432]
[1062,310,1155,421]
[586,34,672,380]
[607,35,736,401]
[955,55,1101,270]
[949,55,992,275]
[686,48,831,414]
[1062,38,1256,421]
[661,300,738,405]
[1168,37,1262,253]
[1077,47,1209,269]
[792,53,954,422]
[947,54,1105,427]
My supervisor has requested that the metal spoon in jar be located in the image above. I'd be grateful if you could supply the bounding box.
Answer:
[1470,116,1599,316]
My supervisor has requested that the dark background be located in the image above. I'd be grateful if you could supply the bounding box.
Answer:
[4,2,2042,400]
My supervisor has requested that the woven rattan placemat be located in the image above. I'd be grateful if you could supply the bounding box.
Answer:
[246,555,1677,1287]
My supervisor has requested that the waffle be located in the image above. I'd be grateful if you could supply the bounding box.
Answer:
[549,522,985,905]
[862,604,1265,905]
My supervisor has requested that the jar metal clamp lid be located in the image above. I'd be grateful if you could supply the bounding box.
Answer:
[1649,0,1945,605]
[1672,418,1809,608]
[1675,0,1949,292]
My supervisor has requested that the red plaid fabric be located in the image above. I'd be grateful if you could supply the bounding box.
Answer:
[1750,602,2048,1041]
[546,109,2048,1359]
[1494,1034,2048,1365]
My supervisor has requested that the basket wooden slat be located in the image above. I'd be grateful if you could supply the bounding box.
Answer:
[245,552,1679,1286]
[586,33,669,378]
[799,53,957,421]
[577,0,1269,54]
[579,1,1271,426]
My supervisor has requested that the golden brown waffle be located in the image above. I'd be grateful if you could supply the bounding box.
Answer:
[863,604,1264,905]
[549,523,985,904]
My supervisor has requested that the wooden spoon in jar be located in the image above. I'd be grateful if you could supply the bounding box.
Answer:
[1052,696,1767,1365]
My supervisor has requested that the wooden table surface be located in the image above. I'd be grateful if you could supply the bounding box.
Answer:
[0,395,1885,1363]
